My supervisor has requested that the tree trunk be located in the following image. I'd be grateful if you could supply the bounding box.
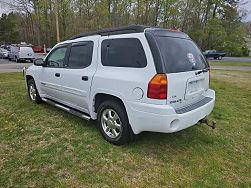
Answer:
[108,0,111,26]
[55,0,60,43]
[154,0,161,26]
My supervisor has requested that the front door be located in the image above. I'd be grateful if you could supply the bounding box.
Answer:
[40,45,68,100]
[59,41,97,113]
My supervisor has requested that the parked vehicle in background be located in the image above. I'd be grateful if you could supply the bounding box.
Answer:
[203,50,226,60]
[8,45,35,62]
[32,46,44,53]
[0,48,9,59]
[25,25,215,145]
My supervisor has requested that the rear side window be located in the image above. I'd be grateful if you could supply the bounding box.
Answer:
[156,37,208,73]
[101,38,147,68]
[67,42,93,69]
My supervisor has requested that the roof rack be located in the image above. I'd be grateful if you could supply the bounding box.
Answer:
[69,25,149,40]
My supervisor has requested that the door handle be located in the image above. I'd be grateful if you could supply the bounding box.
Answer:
[82,76,88,81]
[55,73,60,77]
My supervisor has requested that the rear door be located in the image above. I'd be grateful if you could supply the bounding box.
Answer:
[156,36,209,109]
[19,47,34,59]
[58,40,96,113]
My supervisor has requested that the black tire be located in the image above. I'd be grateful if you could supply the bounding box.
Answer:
[27,79,42,104]
[15,56,19,63]
[97,100,134,145]
[218,56,222,60]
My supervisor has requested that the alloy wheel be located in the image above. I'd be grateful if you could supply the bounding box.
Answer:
[101,109,122,139]
[29,84,37,101]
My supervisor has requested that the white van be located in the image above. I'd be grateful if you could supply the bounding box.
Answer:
[9,45,35,62]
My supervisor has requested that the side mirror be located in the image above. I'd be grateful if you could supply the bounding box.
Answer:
[34,58,44,66]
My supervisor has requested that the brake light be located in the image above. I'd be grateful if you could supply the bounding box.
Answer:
[147,74,167,99]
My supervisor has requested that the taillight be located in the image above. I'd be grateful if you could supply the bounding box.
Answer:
[147,74,167,99]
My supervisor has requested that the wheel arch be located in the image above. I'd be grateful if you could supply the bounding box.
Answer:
[25,75,38,90]
[93,92,137,139]
[26,74,34,84]
[93,93,126,114]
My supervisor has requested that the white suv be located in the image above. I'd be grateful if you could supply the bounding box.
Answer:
[25,25,215,145]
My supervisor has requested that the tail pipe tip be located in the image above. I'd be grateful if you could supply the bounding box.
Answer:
[199,117,216,129]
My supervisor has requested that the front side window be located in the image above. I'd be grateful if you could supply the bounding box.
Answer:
[67,42,93,69]
[46,46,67,68]
[101,38,147,68]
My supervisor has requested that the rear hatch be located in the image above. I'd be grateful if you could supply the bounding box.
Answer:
[155,35,209,110]
[19,47,34,59]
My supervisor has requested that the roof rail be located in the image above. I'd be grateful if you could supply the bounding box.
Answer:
[69,25,149,40]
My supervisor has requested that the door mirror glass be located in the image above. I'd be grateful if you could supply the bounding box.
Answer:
[34,58,44,66]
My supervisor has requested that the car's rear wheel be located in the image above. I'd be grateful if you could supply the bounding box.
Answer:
[97,100,133,145]
[27,79,42,104]
[218,56,222,60]
[15,56,19,63]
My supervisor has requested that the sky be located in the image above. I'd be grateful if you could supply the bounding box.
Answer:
[0,0,10,14]
[241,0,251,21]
[0,0,12,15]
[0,0,251,21]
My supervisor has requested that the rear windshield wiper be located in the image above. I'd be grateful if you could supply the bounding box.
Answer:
[195,68,209,75]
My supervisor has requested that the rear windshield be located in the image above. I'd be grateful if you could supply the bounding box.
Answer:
[21,47,33,52]
[156,37,208,73]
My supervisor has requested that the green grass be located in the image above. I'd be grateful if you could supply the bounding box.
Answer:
[0,72,250,187]
[209,61,251,67]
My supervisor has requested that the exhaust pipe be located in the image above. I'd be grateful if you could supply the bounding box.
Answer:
[199,117,216,129]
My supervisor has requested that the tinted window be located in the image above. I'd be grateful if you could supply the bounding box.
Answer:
[101,38,147,68]
[156,37,208,73]
[46,46,67,68]
[67,42,93,68]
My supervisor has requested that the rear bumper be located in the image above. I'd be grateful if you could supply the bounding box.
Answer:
[125,89,215,134]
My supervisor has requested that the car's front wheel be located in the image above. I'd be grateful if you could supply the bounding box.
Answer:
[97,100,134,145]
[27,79,42,103]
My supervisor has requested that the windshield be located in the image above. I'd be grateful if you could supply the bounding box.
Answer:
[156,37,208,73]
